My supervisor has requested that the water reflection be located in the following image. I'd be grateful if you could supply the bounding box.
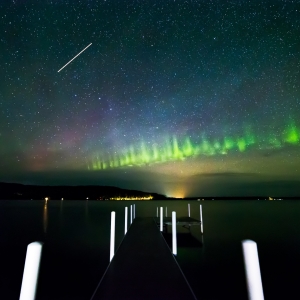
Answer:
[43,200,48,234]
[85,200,89,218]
[59,199,64,226]
[60,199,63,213]
[200,234,205,256]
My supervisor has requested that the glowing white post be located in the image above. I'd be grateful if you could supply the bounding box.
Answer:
[110,211,115,262]
[172,211,177,255]
[124,207,128,235]
[166,207,167,217]
[130,205,132,225]
[188,203,190,217]
[200,205,203,234]
[160,207,163,232]
[242,240,264,300]
[19,242,43,300]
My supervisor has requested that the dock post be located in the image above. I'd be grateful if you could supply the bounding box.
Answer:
[188,203,190,217]
[130,205,132,225]
[124,207,128,235]
[134,204,136,219]
[160,207,163,232]
[172,211,177,255]
[19,241,43,300]
[166,207,167,217]
[200,205,203,234]
[110,211,116,262]
[242,240,264,300]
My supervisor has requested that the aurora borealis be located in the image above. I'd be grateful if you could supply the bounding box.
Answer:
[89,120,300,170]
[1,1,300,197]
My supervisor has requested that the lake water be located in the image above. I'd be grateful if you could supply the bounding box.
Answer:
[1,200,300,300]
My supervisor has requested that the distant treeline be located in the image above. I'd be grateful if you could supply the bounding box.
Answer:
[0,183,298,200]
[0,182,167,200]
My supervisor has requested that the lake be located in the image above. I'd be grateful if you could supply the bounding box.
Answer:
[0,200,300,299]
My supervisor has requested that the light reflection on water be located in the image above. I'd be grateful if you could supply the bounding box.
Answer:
[43,201,48,234]
[0,200,300,300]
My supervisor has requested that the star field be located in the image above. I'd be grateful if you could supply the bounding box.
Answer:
[1,0,300,196]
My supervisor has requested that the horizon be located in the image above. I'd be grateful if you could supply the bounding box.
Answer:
[1,1,300,197]
[0,181,298,199]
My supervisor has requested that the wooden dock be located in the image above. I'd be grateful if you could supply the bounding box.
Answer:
[90,217,197,300]
[154,216,201,225]
[154,216,201,233]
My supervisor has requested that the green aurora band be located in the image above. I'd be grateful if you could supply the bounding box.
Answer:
[87,121,300,171]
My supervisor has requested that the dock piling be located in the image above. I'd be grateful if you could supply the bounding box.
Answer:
[242,240,264,300]
[166,207,167,217]
[124,207,128,235]
[200,205,203,234]
[160,207,163,232]
[172,211,177,255]
[134,204,136,219]
[19,241,43,300]
[130,205,132,225]
[188,203,190,217]
[110,212,116,262]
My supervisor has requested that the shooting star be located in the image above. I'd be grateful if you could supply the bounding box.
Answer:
[58,43,92,72]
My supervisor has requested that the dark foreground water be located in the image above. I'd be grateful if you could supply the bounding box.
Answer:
[1,200,300,300]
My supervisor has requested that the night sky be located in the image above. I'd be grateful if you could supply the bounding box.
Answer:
[1,0,300,197]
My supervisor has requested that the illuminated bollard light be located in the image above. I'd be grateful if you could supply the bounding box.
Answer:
[200,205,203,234]
[110,211,116,262]
[160,207,163,232]
[124,207,128,235]
[242,240,264,300]
[19,242,43,300]
[130,205,132,225]
[188,203,190,217]
[172,211,177,255]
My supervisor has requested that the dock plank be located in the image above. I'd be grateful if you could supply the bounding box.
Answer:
[154,216,201,225]
[91,217,197,300]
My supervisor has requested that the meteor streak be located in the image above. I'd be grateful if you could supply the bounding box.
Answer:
[57,43,92,72]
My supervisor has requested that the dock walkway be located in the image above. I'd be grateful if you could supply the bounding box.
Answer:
[154,216,201,225]
[91,217,197,300]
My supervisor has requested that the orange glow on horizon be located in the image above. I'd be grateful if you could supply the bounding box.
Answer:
[164,185,186,198]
